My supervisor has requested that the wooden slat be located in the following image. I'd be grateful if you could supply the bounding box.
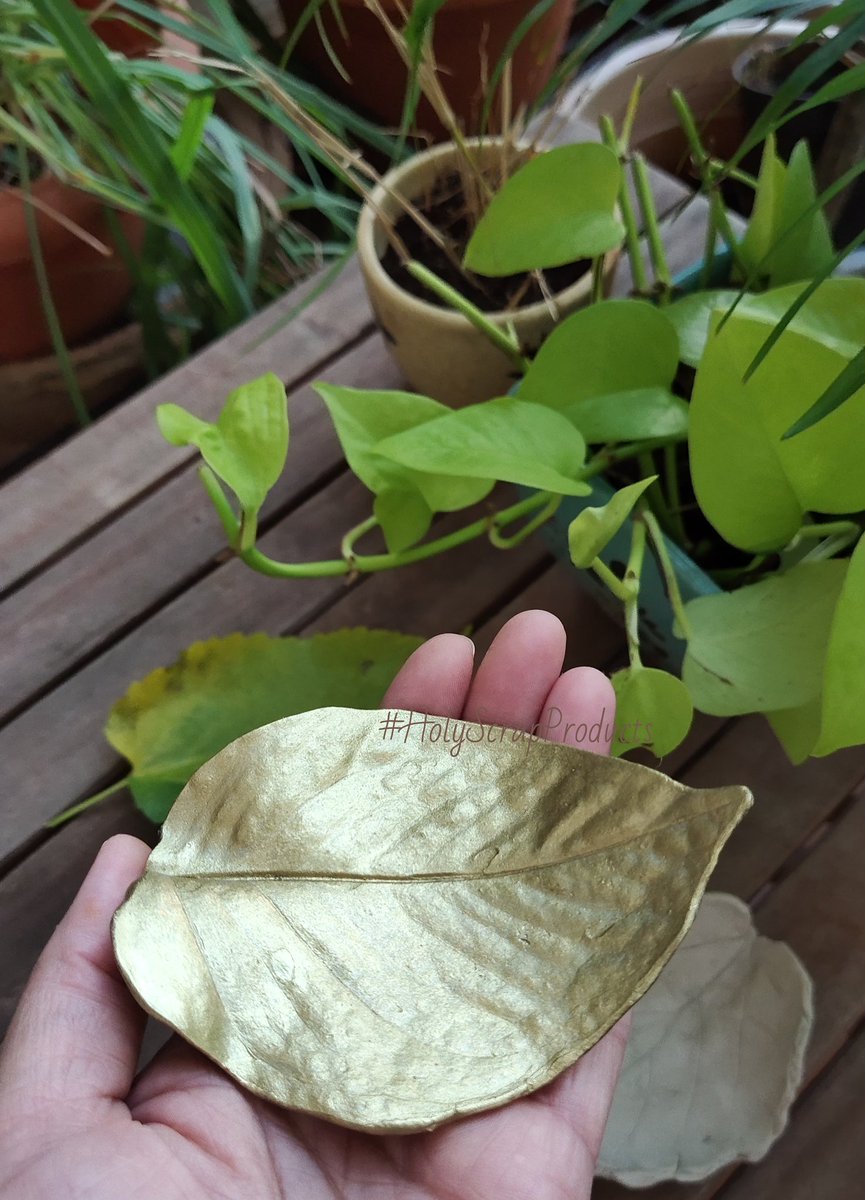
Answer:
[0,334,398,722]
[715,1025,865,1200]
[679,715,865,900]
[0,551,620,1035]
[0,261,372,593]
[596,779,865,1200]
[0,482,554,863]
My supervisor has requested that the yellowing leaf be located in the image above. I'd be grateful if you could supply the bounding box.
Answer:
[113,708,751,1132]
[598,893,812,1186]
[106,631,424,823]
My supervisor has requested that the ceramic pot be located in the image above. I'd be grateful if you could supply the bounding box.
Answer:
[0,175,143,363]
[569,21,807,180]
[278,0,575,138]
[357,138,619,407]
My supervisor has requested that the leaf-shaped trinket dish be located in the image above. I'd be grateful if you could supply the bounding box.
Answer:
[112,707,752,1132]
[598,892,813,1184]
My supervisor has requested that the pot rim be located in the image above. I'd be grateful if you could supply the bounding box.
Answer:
[357,135,613,327]
[572,19,810,100]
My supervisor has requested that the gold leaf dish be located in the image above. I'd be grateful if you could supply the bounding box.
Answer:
[113,707,751,1132]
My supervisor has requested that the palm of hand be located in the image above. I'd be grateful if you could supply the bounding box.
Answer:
[0,613,626,1200]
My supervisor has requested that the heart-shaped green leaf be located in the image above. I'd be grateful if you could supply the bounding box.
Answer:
[564,388,689,444]
[374,396,592,496]
[689,307,865,551]
[519,300,680,411]
[114,707,751,1131]
[157,373,288,521]
[682,561,847,716]
[568,477,656,568]
[598,893,812,1185]
[611,666,694,758]
[464,143,625,276]
[105,630,424,823]
[811,534,865,756]
[315,384,494,551]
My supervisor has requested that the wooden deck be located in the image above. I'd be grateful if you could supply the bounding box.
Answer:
[2,131,864,1198]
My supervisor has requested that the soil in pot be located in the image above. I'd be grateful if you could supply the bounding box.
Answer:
[380,171,589,313]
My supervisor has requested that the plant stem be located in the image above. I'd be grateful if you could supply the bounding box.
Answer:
[623,514,647,669]
[792,519,861,542]
[45,777,131,828]
[590,255,605,304]
[591,556,630,601]
[582,436,684,482]
[671,89,750,283]
[341,515,379,561]
[238,489,555,579]
[663,442,688,547]
[600,114,649,297]
[407,260,530,372]
[17,141,90,427]
[642,509,693,639]
[632,151,672,300]
[489,493,562,549]
[199,466,239,543]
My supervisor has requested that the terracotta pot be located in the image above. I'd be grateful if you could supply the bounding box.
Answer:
[74,0,158,56]
[278,0,576,137]
[357,139,619,407]
[0,176,143,363]
[569,21,807,179]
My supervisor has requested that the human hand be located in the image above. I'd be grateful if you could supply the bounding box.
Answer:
[0,611,627,1200]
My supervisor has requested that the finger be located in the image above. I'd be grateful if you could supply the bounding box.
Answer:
[382,633,475,717]
[463,610,566,730]
[0,834,150,1109]
[537,666,617,755]
[533,1011,631,1157]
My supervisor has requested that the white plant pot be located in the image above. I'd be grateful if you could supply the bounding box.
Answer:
[568,20,807,175]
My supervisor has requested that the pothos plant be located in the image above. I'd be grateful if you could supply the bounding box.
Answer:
[158,90,865,767]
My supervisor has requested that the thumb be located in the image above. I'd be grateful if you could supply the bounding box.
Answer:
[0,834,150,1111]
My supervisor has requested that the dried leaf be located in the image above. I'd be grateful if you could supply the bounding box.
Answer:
[113,708,751,1132]
[598,892,813,1186]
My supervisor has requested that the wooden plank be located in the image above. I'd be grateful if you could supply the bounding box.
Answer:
[0,261,372,593]
[0,483,551,863]
[0,798,155,1037]
[0,334,398,723]
[678,716,865,901]
[596,783,865,1200]
[714,1026,865,1200]
[0,541,614,1035]
[0,134,696,596]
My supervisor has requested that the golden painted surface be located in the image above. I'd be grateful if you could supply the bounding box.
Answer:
[113,707,751,1132]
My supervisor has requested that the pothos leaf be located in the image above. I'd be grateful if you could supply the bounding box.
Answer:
[157,374,288,520]
[106,631,424,823]
[611,666,694,758]
[113,707,751,1131]
[519,299,680,412]
[598,893,812,1186]
[314,384,493,552]
[464,143,624,275]
[568,477,656,568]
[682,561,848,717]
[374,396,592,496]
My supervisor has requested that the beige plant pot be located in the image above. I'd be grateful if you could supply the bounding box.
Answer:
[568,20,807,177]
[357,139,619,407]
